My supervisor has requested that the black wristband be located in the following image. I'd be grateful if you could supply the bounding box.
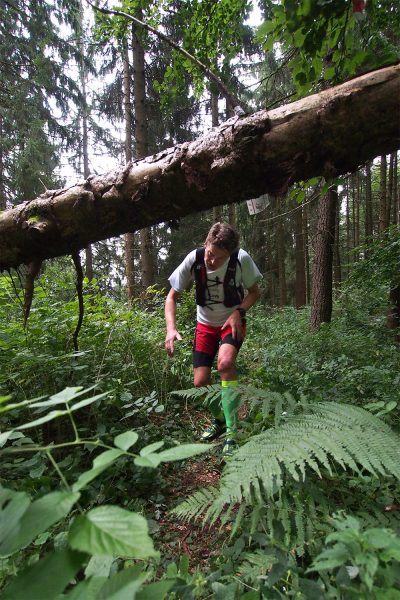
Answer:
[236,307,246,318]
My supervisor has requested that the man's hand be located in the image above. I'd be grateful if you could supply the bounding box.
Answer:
[222,310,244,341]
[165,329,183,356]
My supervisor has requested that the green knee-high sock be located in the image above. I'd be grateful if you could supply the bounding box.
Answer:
[221,380,240,436]
[209,392,224,421]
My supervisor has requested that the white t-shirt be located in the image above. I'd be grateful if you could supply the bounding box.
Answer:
[168,248,262,326]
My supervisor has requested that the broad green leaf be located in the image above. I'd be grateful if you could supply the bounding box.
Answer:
[114,431,139,451]
[156,443,212,463]
[364,528,394,549]
[93,449,124,468]
[96,566,148,600]
[0,395,47,414]
[84,554,114,578]
[140,441,164,456]
[0,431,13,447]
[1,548,85,600]
[0,488,30,549]
[72,450,124,493]
[134,455,162,468]
[69,506,157,558]
[136,579,175,600]
[17,409,68,430]
[30,386,89,407]
[61,576,107,599]
[70,392,109,411]
[0,490,80,557]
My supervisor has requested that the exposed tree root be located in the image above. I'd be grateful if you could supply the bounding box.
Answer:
[72,252,84,351]
[23,259,42,328]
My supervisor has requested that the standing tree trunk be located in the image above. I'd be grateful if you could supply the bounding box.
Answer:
[211,90,222,223]
[294,201,307,307]
[303,200,311,304]
[0,118,6,211]
[387,153,395,226]
[225,98,236,228]
[365,162,373,255]
[354,172,360,261]
[345,177,352,278]
[123,40,136,303]
[310,185,338,329]
[133,21,154,291]
[333,190,342,287]
[379,155,388,234]
[393,153,398,226]
[276,200,287,307]
[79,1,93,281]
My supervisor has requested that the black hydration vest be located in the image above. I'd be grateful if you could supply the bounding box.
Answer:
[191,247,244,308]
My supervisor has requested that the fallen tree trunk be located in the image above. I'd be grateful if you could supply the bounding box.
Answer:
[1,64,399,271]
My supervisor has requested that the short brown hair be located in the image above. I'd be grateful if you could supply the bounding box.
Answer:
[205,222,239,254]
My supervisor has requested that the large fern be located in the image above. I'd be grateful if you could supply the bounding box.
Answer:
[173,401,400,552]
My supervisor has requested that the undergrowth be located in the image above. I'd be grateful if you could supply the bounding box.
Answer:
[0,258,399,598]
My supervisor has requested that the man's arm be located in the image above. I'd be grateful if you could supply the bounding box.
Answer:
[165,288,183,356]
[222,283,261,341]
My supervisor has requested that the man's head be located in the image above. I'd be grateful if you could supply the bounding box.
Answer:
[204,223,239,270]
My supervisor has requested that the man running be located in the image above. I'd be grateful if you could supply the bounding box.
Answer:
[165,222,262,456]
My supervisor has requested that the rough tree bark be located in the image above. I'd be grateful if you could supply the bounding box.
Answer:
[310,186,338,329]
[122,39,136,302]
[0,65,399,271]
[211,89,222,223]
[133,16,155,291]
[294,201,307,308]
[78,0,93,281]
[379,154,388,233]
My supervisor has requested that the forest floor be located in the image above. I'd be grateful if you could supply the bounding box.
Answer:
[152,404,248,572]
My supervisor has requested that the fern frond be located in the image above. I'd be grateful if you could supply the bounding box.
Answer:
[174,402,400,543]
[171,486,220,523]
[170,385,220,401]
[241,386,299,425]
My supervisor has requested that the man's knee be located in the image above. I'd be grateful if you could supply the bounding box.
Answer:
[194,367,211,387]
[217,355,235,377]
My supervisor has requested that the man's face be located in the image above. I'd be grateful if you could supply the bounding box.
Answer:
[204,244,230,270]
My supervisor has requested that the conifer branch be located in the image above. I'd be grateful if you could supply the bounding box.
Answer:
[86,0,245,111]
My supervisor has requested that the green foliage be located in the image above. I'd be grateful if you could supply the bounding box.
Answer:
[245,302,400,412]
[308,513,400,598]
[173,396,400,556]
[0,382,212,596]
[2,250,400,597]
[257,0,400,95]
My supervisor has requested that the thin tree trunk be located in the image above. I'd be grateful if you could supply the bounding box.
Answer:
[355,171,360,260]
[79,1,93,281]
[394,153,398,226]
[379,155,388,233]
[310,186,338,329]
[122,39,135,302]
[0,117,5,211]
[345,177,351,277]
[225,97,236,227]
[333,190,341,287]
[303,200,311,304]
[294,201,306,307]
[211,90,222,223]
[276,200,287,307]
[133,21,154,290]
[386,152,395,226]
[365,162,373,253]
